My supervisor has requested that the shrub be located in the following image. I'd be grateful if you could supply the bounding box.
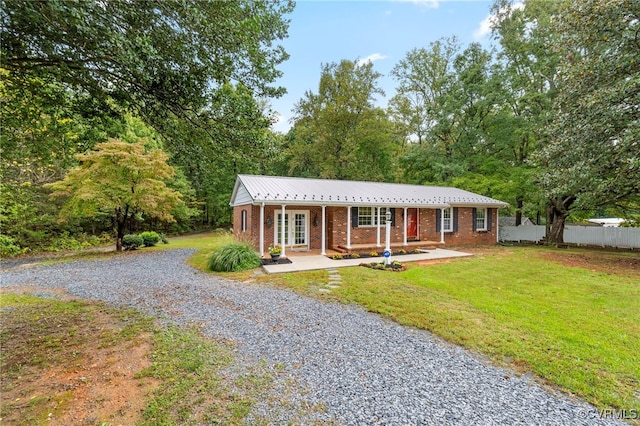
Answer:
[123,234,144,250]
[351,253,360,258]
[140,231,161,247]
[369,251,380,257]
[397,249,407,254]
[330,253,343,260]
[0,234,26,257]
[158,233,169,244]
[208,242,261,272]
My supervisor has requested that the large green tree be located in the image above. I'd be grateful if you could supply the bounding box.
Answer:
[161,82,281,226]
[389,37,460,147]
[489,0,562,225]
[536,0,640,242]
[287,59,398,181]
[47,138,182,251]
[1,0,293,128]
[394,41,506,190]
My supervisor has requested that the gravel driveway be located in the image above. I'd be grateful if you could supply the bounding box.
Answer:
[0,250,622,425]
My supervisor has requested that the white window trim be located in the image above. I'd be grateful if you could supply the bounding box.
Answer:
[442,207,453,232]
[476,208,488,231]
[241,209,248,232]
[358,207,389,228]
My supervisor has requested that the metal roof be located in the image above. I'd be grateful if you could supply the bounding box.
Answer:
[230,175,508,208]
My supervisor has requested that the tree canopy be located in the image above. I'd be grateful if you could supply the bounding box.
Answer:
[1,0,293,127]
[286,59,399,181]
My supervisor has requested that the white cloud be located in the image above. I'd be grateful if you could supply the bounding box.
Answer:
[356,53,388,67]
[473,1,524,39]
[391,0,439,9]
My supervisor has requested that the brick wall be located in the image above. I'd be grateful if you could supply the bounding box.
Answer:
[234,205,499,252]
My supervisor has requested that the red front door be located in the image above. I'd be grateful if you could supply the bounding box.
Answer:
[407,208,418,240]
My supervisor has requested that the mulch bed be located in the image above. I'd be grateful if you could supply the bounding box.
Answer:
[359,262,407,272]
[327,250,426,260]
[261,257,293,265]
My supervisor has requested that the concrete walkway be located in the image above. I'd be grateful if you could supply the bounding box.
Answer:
[261,248,472,274]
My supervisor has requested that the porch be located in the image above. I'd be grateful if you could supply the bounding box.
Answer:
[261,247,472,274]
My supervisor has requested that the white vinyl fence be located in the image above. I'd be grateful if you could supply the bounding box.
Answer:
[500,225,640,249]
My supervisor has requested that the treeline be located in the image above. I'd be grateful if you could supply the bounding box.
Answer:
[1,0,638,254]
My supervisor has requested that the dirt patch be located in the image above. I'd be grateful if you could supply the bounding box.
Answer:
[537,250,640,279]
[0,287,158,425]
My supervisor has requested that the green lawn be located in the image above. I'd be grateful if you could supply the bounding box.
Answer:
[330,248,639,412]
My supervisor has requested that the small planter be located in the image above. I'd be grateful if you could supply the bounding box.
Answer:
[270,254,281,262]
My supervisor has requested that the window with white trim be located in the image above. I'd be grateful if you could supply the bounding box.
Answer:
[241,209,248,232]
[358,207,390,227]
[442,208,452,232]
[475,208,487,231]
[358,207,374,226]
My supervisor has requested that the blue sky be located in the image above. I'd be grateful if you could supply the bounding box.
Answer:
[269,0,499,133]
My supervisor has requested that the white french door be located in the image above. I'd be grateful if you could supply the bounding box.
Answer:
[275,210,309,249]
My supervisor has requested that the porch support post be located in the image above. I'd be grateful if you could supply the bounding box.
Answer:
[403,207,408,246]
[346,206,352,249]
[376,207,381,247]
[440,207,445,244]
[321,205,327,256]
[259,203,265,257]
[496,208,499,243]
[281,204,286,257]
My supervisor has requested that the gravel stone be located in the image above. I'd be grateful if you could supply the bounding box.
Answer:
[0,250,623,425]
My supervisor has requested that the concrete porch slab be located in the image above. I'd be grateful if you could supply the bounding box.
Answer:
[261,248,472,274]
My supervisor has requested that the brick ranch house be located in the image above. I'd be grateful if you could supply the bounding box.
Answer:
[230,175,508,257]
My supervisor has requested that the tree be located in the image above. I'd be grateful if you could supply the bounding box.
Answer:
[389,37,460,146]
[490,0,562,225]
[1,0,293,130]
[287,59,398,181]
[161,82,280,226]
[536,0,640,243]
[395,41,505,187]
[46,138,182,251]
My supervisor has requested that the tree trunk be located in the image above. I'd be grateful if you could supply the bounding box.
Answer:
[515,195,524,226]
[114,205,129,251]
[545,195,575,244]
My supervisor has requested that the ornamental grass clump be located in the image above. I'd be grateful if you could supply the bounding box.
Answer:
[208,242,261,272]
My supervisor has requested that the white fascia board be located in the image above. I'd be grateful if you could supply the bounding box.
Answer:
[450,202,510,208]
[251,200,451,208]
